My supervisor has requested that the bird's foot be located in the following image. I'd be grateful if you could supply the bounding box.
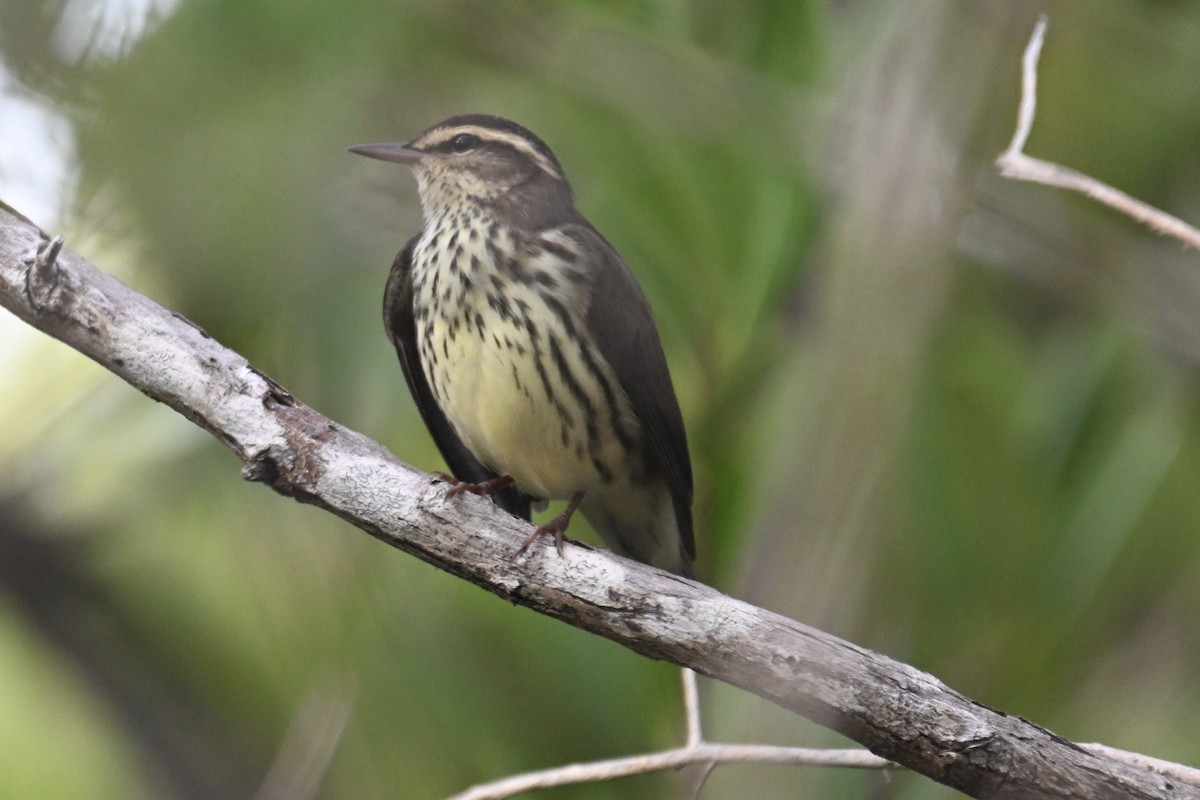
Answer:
[435,472,515,500]
[515,491,585,559]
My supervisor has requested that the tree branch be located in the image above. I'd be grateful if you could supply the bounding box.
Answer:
[996,16,1200,250]
[448,742,889,800]
[1,204,1196,799]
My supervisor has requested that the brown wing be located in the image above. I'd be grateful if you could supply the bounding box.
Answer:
[562,223,695,563]
[383,236,532,520]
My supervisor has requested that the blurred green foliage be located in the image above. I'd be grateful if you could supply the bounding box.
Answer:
[2,1,1200,798]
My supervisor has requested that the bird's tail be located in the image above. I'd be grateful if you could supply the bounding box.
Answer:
[581,481,694,578]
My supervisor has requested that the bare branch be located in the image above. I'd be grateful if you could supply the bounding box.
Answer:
[450,665,893,800]
[682,667,703,748]
[996,16,1200,250]
[447,742,892,800]
[1,205,1196,799]
[1082,744,1200,791]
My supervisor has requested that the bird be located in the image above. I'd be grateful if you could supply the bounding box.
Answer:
[349,114,694,577]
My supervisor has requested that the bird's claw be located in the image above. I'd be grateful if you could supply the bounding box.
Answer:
[435,472,515,500]
[513,490,584,561]
[515,518,568,559]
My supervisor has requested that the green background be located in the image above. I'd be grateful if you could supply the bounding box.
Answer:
[2,1,1199,797]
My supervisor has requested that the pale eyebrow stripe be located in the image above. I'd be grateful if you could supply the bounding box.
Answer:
[415,125,563,179]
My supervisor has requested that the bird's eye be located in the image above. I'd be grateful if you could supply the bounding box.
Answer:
[450,133,480,153]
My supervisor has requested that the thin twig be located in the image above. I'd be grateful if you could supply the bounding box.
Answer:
[1005,15,1046,156]
[681,666,711,799]
[683,667,703,748]
[448,666,892,800]
[445,743,893,800]
[995,15,1200,250]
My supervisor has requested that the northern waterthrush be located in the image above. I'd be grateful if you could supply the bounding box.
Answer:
[349,114,694,577]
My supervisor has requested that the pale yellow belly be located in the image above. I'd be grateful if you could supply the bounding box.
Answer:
[422,309,616,500]
[412,215,639,501]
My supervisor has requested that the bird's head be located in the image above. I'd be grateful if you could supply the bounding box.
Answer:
[349,114,573,223]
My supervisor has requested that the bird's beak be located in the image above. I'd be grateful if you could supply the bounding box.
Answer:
[347,142,424,165]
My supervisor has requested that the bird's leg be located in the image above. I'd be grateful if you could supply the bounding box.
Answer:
[516,491,585,558]
[436,472,515,499]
